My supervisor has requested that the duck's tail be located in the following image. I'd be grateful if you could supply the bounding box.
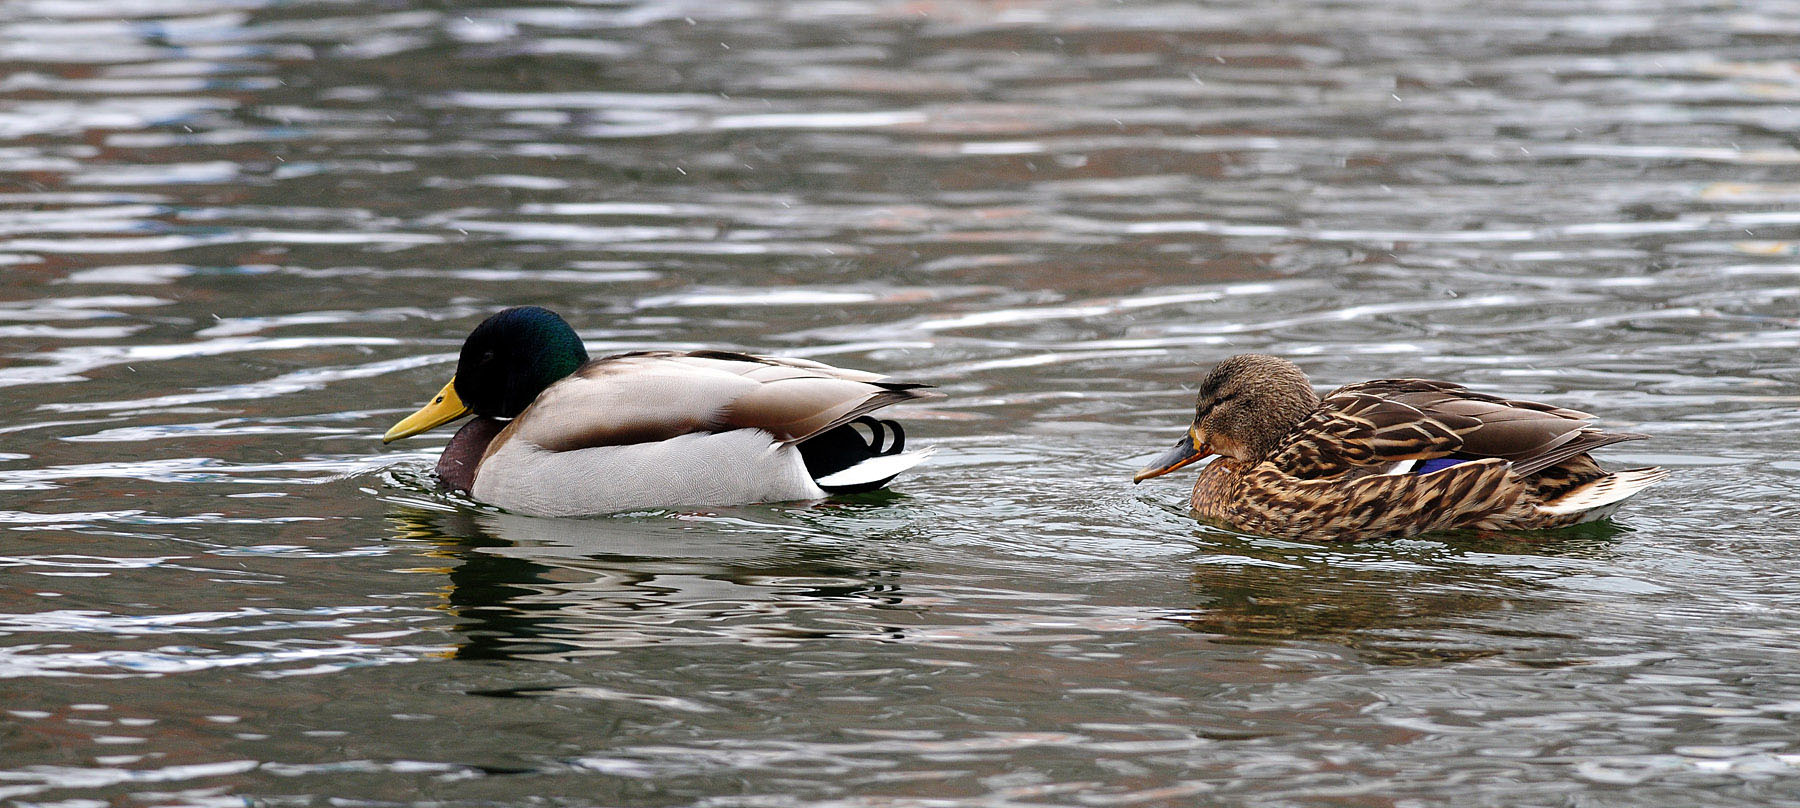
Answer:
[1536,466,1670,522]
[800,416,935,494]
[815,447,936,492]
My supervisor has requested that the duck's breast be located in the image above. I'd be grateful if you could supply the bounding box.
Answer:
[437,417,507,493]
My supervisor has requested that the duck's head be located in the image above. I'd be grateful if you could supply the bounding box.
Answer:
[383,306,589,443]
[1133,354,1320,482]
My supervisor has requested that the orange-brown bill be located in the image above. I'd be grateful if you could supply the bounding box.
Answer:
[1133,430,1209,483]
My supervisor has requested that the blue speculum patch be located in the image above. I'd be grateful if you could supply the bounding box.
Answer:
[1416,457,1470,475]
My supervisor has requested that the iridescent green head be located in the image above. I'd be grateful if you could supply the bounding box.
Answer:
[452,306,589,419]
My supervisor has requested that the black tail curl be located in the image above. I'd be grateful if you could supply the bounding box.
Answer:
[798,416,909,494]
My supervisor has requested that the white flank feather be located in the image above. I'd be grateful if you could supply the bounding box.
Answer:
[814,447,937,488]
[472,429,827,517]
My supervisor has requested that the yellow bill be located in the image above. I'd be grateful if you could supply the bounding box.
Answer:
[383,378,471,443]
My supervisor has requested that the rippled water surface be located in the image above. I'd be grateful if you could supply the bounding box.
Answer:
[6,0,1800,804]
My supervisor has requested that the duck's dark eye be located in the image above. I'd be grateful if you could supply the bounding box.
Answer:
[1198,391,1237,416]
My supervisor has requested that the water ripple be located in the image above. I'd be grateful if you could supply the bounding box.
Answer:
[6,0,1800,804]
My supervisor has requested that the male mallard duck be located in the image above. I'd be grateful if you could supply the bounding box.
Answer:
[383,306,939,516]
[1133,354,1668,540]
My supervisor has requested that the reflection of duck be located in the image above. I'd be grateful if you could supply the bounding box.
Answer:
[382,306,939,516]
[384,506,908,663]
[1135,355,1667,540]
[1177,526,1624,664]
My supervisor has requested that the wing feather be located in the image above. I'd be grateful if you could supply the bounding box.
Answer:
[1271,378,1631,480]
[722,379,934,442]
[507,351,934,452]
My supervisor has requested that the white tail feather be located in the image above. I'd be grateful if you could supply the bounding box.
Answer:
[1538,467,1670,518]
[814,447,936,488]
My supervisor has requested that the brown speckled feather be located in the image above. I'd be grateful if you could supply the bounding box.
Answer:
[1193,456,1521,540]
[1267,393,1466,477]
[1143,355,1668,541]
[1270,379,1622,479]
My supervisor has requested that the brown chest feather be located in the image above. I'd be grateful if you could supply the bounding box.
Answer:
[437,417,506,493]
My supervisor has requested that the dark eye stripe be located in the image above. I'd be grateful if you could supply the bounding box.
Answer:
[1198,391,1236,415]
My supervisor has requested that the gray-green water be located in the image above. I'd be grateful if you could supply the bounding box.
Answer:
[5,0,1800,805]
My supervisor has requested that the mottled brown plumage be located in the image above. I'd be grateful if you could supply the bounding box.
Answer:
[1135,355,1668,540]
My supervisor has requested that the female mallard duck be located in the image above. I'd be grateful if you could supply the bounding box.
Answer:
[1133,354,1668,540]
[383,306,939,516]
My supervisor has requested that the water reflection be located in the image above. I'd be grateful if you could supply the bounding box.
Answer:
[7,0,1800,802]
[385,507,911,662]
[1177,525,1629,665]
